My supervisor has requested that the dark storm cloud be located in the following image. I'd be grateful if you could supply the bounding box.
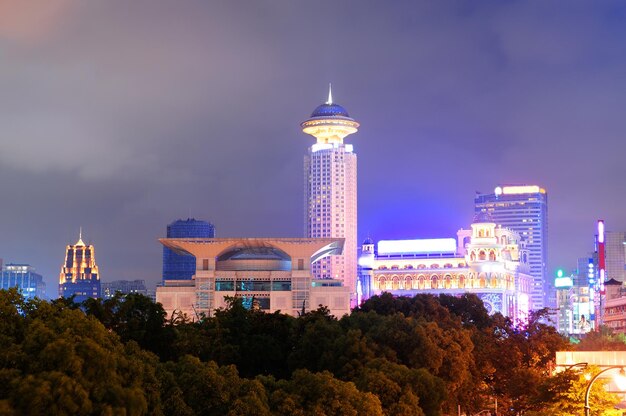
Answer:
[0,1,624,292]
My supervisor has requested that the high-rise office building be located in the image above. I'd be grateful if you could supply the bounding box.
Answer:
[162,218,215,280]
[302,86,359,306]
[475,185,548,310]
[605,231,626,282]
[59,230,101,302]
[1,263,46,300]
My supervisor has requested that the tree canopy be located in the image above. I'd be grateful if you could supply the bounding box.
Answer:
[0,289,620,415]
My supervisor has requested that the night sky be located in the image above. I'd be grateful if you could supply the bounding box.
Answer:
[1,1,625,295]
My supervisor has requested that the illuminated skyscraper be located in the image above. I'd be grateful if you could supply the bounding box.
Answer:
[302,86,359,306]
[475,185,548,310]
[163,218,215,280]
[58,230,100,302]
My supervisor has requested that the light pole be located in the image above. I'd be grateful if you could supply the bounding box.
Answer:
[584,365,626,416]
[564,362,588,371]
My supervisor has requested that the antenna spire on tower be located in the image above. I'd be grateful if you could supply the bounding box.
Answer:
[76,226,85,246]
[326,83,333,104]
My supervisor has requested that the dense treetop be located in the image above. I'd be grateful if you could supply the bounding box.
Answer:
[0,289,621,415]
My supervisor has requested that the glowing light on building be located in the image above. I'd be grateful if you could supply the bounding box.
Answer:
[500,185,546,195]
[358,256,374,268]
[598,220,605,244]
[377,238,457,255]
[598,220,606,294]
[555,277,574,288]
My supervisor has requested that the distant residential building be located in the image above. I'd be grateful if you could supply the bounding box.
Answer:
[475,185,548,310]
[102,280,147,299]
[157,237,350,319]
[606,231,626,282]
[359,214,533,322]
[1,263,46,300]
[163,218,215,281]
[59,230,101,302]
[605,304,626,334]
[146,287,157,303]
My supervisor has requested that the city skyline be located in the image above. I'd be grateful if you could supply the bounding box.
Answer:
[1,2,625,292]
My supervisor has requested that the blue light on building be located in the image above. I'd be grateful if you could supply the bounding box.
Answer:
[162,218,215,280]
[1,263,46,300]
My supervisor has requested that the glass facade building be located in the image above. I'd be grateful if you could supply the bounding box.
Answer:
[162,218,215,280]
[475,185,548,310]
[1,263,46,300]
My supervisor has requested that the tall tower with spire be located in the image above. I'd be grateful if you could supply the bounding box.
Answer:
[301,85,360,306]
[59,229,101,302]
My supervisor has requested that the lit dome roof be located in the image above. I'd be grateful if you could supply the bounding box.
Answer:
[310,103,351,118]
[473,212,495,223]
[363,237,374,245]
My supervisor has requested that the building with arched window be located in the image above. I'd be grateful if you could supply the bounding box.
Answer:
[157,237,351,319]
[358,214,533,321]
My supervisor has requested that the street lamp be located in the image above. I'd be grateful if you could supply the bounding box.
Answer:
[558,362,591,380]
[563,362,588,371]
[584,365,626,416]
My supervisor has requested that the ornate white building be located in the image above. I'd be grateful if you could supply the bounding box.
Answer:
[302,86,359,307]
[359,214,533,321]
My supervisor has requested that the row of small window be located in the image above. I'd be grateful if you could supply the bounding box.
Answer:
[215,280,292,291]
